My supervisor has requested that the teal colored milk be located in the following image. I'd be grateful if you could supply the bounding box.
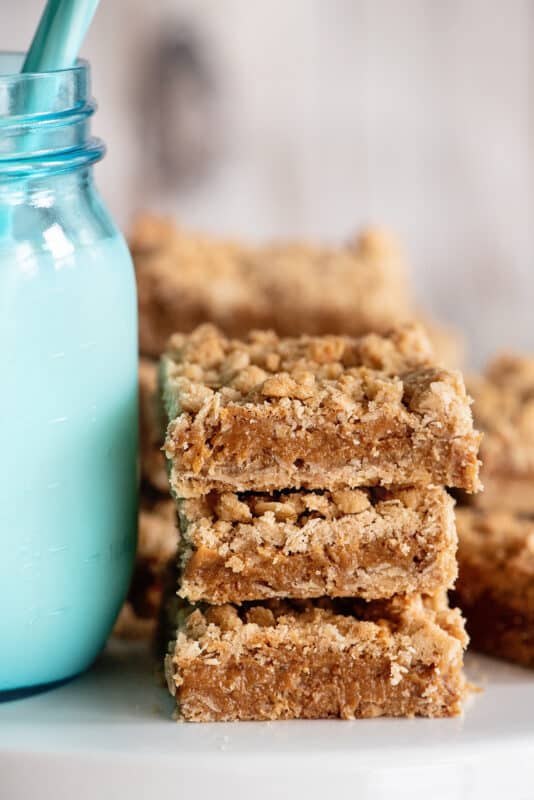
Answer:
[0,55,138,691]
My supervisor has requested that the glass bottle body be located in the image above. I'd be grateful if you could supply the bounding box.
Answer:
[0,55,138,691]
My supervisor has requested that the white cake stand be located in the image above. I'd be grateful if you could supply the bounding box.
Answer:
[1,640,533,800]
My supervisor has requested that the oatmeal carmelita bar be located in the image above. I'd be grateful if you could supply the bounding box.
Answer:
[164,593,467,721]
[453,508,534,667]
[161,324,481,496]
[467,354,534,513]
[131,215,411,358]
[177,487,457,604]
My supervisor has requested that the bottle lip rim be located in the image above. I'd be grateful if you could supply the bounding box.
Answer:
[0,52,91,122]
[0,51,88,82]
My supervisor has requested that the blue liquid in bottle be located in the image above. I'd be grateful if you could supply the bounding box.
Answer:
[0,54,138,692]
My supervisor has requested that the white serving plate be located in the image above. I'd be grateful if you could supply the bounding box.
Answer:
[1,640,533,800]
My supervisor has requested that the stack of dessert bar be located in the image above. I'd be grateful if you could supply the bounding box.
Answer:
[160,322,480,721]
[453,354,534,667]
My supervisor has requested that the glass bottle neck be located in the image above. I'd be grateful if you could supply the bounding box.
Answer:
[0,164,119,250]
[0,53,103,180]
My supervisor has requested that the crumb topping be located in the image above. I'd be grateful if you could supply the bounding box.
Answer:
[162,323,474,431]
[164,323,435,404]
[181,486,442,527]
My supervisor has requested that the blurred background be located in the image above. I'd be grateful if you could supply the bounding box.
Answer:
[6,0,533,364]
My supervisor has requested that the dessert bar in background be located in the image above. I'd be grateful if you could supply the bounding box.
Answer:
[453,508,534,667]
[130,214,464,368]
[467,353,534,513]
[452,350,534,668]
[131,215,411,358]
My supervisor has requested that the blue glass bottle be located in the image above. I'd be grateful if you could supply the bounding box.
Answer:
[0,53,138,691]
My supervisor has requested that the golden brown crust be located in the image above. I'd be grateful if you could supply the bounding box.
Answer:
[177,487,458,603]
[161,324,481,495]
[468,353,534,512]
[165,594,467,721]
[131,215,413,358]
